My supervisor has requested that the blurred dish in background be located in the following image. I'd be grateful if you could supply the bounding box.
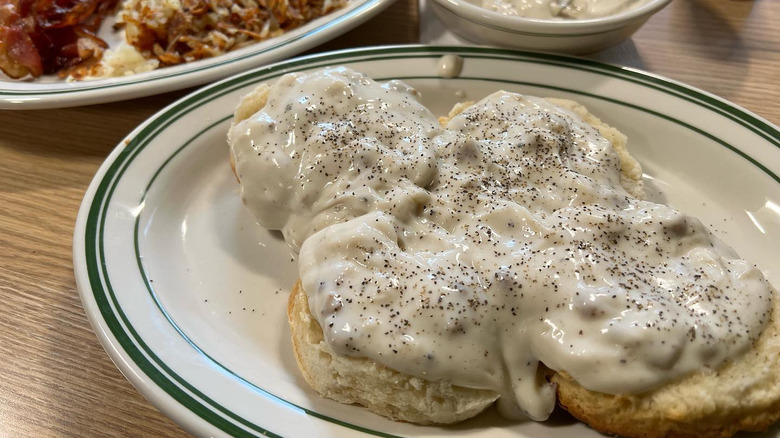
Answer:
[0,0,347,81]
[430,0,670,53]
[0,0,395,109]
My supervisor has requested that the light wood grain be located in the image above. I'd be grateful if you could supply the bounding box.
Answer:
[0,0,777,437]
[595,0,780,124]
[0,1,418,437]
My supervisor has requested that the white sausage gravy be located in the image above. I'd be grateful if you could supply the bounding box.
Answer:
[476,0,651,19]
[229,67,773,421]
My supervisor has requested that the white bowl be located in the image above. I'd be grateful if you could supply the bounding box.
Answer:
[430,0,672,54]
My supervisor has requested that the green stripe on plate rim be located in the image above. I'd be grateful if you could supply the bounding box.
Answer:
[84,48,780,438]
[132,117,404,438]
[3,45,780,151]
[144,46,780,149]
[5,45,779,151]
[0,0,386,97]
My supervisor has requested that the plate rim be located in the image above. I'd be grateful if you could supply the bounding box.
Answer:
[73,45,780,438]
[0,0,395,110]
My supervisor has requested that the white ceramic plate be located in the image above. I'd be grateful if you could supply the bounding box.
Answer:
[74,46,780,438]
[0,0,394,110]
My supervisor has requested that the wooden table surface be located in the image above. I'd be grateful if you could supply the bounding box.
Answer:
[1,0,778,436]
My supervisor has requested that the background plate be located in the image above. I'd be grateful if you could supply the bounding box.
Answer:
[74,46,780,437]
[0,0,394,110]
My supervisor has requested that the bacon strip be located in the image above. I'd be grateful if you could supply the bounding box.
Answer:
[0,0,116,78]
[0,0,42,78]
[0,23,43,78]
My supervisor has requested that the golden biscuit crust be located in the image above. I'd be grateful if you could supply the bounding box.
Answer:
[553,288,780,438]
[287,281,499,425]
[233,82,779,434]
